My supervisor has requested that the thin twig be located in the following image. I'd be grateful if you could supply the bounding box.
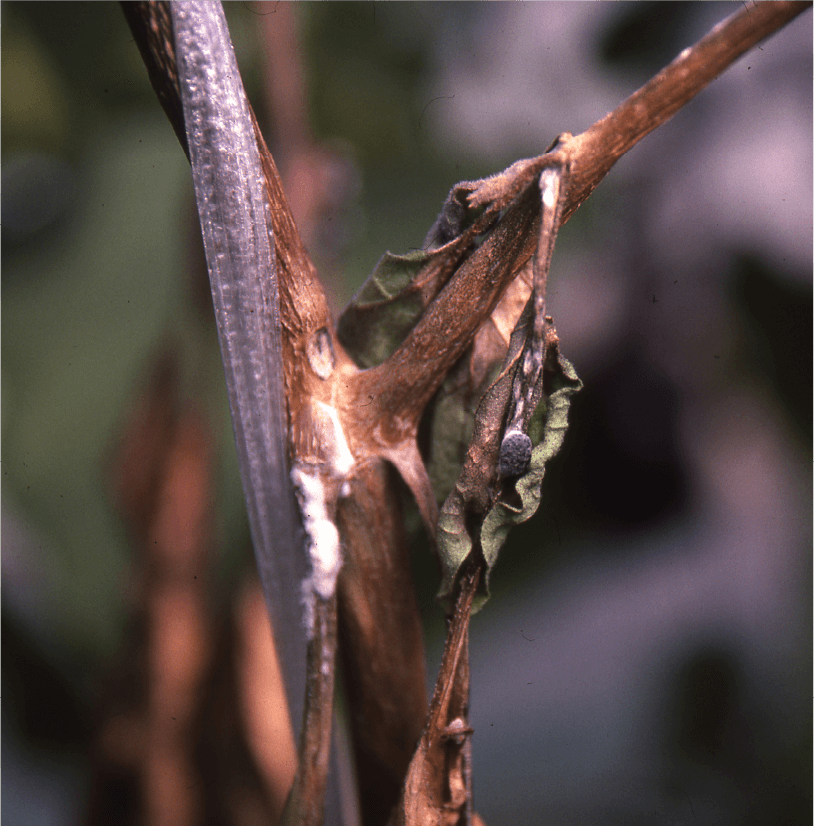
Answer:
[281,594,338,826]
[499,164,566,480]
[565,0,812,218]
[394,562,481,826]
[352,1,810,423]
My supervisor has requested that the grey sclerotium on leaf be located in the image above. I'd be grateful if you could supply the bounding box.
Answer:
[499,429,532,478]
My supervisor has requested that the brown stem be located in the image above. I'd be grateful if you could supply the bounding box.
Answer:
[281,595,338,826]
[394,563,481,826]
[335,462,428,826]
[125,9,430,822]
[121,2,339,377]
[355,183,542,433]
[120,1,188,158]
[122,7,809,822]
[563,0,812,218]
[354,1,810,422]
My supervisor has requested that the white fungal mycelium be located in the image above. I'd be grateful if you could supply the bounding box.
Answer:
[291,466,342,636]
[292,400,355,637]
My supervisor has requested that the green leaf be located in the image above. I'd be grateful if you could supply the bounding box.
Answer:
[436,342,581,612]
[336,158,578,595]
[337,249,434,368]
[480,355,580,576]
[337,190,488,368]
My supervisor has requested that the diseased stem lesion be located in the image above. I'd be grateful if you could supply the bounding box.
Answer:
[281,591,338,826]
[499,164,567,481]
[393,562,481,826]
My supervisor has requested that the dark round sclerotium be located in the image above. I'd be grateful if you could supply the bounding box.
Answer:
[499,430,532,478]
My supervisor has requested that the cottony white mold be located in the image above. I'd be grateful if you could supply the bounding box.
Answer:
[291,466,343,636]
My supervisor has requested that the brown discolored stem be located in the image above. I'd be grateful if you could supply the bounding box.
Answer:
[124,7,429,821]
[394,563,481,826]
[354,1,811,426]
[335,462,429,826]
[121,1,188,158]
[562,0,812,219]
[121,5,810,823]
[281,594,339,826]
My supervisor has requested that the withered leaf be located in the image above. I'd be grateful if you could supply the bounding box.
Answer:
[336,194,490,369]
[423,260,535,503]
[338,189,544,505]
[436,313,581,611]
[335,139,571,373]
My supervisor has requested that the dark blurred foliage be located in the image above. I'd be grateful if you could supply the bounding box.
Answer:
[732,255,813,444]
[304,3,429,162]
[544,354,689,532]
[599,1,696,76]
[1,607,89,750]
[660,640,812,826]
